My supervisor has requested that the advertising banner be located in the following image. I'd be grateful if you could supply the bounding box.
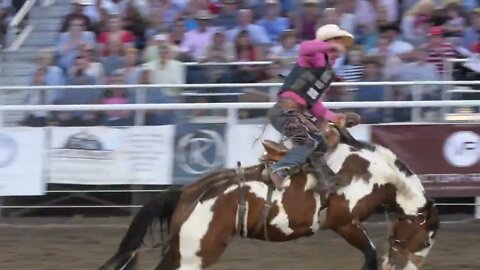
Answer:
[372,124,480,197]
[0,128,45,196]
[172,123,227,185]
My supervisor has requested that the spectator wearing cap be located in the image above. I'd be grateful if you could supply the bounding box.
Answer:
[98,14,134,56]
[143,33,180,63]
[401,0,434,47]
[214,0,239,30]
[180,10,217,61]
[56,16,96,70]
[267,29,298,77]
[256,0,290,44]
[463,8,480,51]
[227,9,270,46]
[60,0,93,32]
[183,0,219,31]
[424,26,456,74]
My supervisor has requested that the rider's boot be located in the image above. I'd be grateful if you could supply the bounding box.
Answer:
[310,152,344,190]
[269,168,288,191]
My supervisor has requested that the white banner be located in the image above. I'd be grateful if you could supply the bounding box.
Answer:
[49,126,175,185]
[49,127,124,185]
[226,124,282,167]
[226,124,371,167]
[0,128,45,196]
[117,126,174,185]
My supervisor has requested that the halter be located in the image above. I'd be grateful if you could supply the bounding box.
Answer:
[384,205,430,267]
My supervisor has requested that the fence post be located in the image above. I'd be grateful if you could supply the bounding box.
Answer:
[411,84,422,122]
[475,197,480,220]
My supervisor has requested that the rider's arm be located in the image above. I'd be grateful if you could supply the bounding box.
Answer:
[299,40,332,67]
[310,100,337,122]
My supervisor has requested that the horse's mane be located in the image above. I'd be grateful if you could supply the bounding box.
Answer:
[335,126,426,201]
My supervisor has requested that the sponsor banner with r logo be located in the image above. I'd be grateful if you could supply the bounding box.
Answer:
[172,123,226,185]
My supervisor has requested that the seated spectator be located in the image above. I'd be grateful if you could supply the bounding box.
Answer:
[23,49,65,127]
[332,0,356,35]
[183,0,217,31]
[214,0,239,30]
[442,1,466,46]
[424,26,457,75]
[145,5,168,40]
[123,2,148,50]
[143,43,185,98]
[355,57,385,124]
[168,18,187,47]
[60,0,93,32]
[100,41,125,77]
[337,45,364,96]
[143,33,181,63]
[294,0,320,41]
[354,0,377,30]
[199,29,235,83]
[79,43,105,83]
[377,23,416,62]
[55,56,100,126]
[267,29,298,77]
[101,71,133,126]
[180,10,217,61]
[56,17,96,70]
[226,9,270,46]
[463,8,480,50]
[98,14,134,56]
[366,35,403,79]
[232,30,265,83]
[400,0,433,47]
[256,0,290,44]
[115,47,143,87]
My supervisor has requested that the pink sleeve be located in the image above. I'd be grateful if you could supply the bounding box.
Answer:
[310,100,337,121]
[298,40,332,68]
[299,40,332,56]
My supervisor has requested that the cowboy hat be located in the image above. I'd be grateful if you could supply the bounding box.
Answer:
[315,24,354,48]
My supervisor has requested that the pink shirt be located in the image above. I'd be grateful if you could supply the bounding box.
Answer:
[103,97,128,118]
[279,40,337,121]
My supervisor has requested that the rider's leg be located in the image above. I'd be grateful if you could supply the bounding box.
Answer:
[268,104,317,190]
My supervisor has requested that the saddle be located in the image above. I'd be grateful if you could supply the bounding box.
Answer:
[259,140,313,176]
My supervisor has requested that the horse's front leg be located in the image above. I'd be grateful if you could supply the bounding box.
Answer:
[333,221,378,270]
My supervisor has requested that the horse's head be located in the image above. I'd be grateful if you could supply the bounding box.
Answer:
[383,199,440,270]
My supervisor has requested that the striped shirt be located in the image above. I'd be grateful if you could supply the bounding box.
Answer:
[338,64,364,91]
[425,42,457,74]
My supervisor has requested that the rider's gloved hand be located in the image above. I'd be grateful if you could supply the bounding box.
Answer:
[333,113,346,128]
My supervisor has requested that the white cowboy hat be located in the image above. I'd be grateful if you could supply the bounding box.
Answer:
[315,24,354,48]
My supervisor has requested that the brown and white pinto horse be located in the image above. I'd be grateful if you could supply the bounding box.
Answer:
[100,124,440,270]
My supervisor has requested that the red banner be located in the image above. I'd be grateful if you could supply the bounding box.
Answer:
[371,124,480,197]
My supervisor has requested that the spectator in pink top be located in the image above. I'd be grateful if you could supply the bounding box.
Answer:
[267,24,353,191]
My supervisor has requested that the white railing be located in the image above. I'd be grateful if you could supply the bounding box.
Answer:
[6,0,36,49]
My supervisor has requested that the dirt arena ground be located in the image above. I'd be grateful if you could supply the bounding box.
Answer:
[0,217,479,270]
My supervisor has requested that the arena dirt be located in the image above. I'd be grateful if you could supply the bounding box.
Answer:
[0,217,479,270]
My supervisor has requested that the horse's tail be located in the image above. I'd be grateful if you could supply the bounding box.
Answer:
[99,189,182,270]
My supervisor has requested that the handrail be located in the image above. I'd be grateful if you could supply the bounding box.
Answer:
[6,0,37,49]
[9,0,36,28]
[0,100,478,112]
[0,80,476,91]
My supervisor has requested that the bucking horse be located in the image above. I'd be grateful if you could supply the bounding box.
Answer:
[99,115,440,270]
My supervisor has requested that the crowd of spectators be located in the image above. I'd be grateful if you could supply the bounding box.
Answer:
[23,0,480,127]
